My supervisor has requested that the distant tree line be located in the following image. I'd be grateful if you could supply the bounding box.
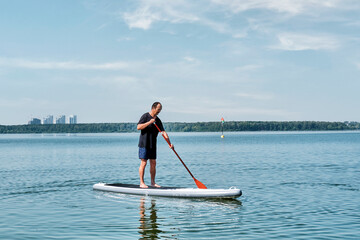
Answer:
[164,121,360,132]
[0,121,359,134]
[0,123,137,134]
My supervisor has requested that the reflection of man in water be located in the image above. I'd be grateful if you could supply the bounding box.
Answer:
[138,197,162,239]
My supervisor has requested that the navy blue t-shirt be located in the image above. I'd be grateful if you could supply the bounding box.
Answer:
[138,112,164,149]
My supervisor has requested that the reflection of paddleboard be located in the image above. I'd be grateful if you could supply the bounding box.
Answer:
[93,183,242,199]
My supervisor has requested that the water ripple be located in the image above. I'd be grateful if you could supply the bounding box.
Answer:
[1,132,360,239]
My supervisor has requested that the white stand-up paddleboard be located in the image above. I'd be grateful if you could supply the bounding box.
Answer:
[93,183,242,199]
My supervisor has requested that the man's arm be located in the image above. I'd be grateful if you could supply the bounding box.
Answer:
[137,118,155,130]
[162,131,174,149]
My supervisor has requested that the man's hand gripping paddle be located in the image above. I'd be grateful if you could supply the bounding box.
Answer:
[153,123,207,189]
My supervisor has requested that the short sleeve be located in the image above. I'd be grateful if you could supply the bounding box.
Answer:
[138,113,148,124]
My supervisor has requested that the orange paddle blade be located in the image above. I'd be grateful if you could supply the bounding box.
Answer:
[195,179,207,189]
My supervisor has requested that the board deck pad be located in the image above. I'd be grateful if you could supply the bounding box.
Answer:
[106,183,180,190]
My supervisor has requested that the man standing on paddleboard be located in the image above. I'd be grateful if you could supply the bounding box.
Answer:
[137,102,174,188]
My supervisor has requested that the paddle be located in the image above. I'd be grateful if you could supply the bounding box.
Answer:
[154,122,207,189]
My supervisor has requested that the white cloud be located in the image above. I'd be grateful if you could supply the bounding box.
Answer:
[123,0,199,30]
[183,56,199,63]
[123,7,158,30]
[121,0,247,38]
[0,57,129,70]
[117,0,360,44]
[211,0,340,15]
[273,33,339,51]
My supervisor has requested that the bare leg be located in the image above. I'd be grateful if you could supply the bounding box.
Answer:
[139,159,148,188]
[150,159,161,187]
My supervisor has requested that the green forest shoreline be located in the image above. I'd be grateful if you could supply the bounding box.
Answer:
[0,121,359,134]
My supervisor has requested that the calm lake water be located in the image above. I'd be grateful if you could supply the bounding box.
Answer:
[1,132,359,239]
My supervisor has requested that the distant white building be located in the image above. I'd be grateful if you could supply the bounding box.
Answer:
[28,118,41,125]
[43,115,54,124]
[69,115,77,124]
[56,115,66,124]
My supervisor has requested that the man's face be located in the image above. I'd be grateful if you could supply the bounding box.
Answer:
[154,104,162,116]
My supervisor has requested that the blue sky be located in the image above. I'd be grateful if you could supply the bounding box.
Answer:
[1,0,360,125]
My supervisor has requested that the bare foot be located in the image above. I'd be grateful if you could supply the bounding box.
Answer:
[151,183,161,188]
[140,183,148,188]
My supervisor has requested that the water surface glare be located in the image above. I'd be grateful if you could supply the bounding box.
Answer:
[1,132,359,239]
